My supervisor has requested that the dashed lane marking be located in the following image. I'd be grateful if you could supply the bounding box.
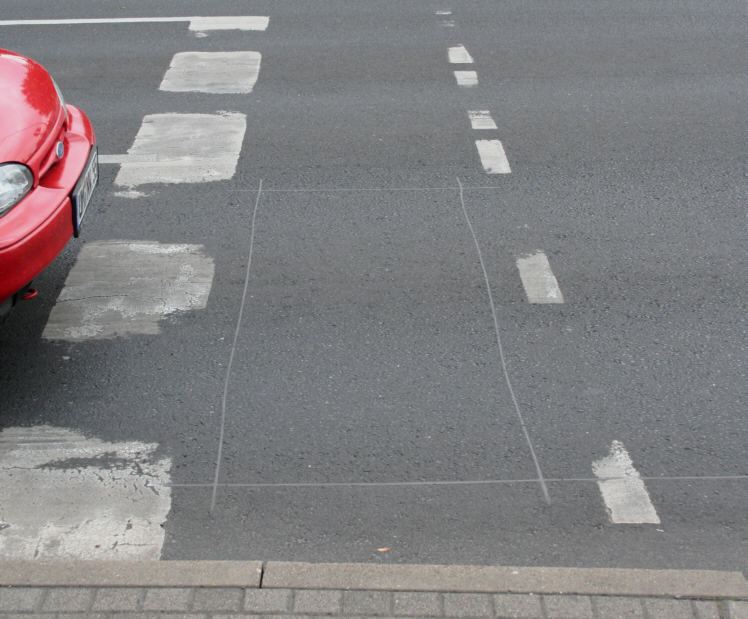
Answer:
[593,441,661,524]
[454,70,478,87]
[448,45,474,64]
[42,241,214,341]
[114,112,246,187]
[475,139,511,174]
[0,16,269,30]
[515,251,564,303]
[160,51,262,94]
[0,425,171,560]
[189,16,269,31]
[468,110,498,130]
[435,10,452,16]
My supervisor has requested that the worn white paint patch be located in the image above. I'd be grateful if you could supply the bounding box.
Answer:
[42,241,214,341]
[160,51,261,94]
[475,139,511,174]
[0,426,171,560]
[515,251,564,303]
[435,10,452,15]
[454,70,478,87]
[448,45,474,64]
[112,189,149,199]
[468,110,497,130]
[100,154,156,165]
[114,113,246,187]
[441,19,456,28]
[98,155,121,164]
[593,441,660,524]
[0,16,269,31]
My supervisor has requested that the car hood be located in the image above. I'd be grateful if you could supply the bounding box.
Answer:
[0,49,63,165]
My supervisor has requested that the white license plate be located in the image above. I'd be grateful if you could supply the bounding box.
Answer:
[72,146,98,237]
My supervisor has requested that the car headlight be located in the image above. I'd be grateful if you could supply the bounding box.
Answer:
[0,163,34,217]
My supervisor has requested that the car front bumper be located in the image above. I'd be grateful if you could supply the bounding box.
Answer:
[0,104,96,306]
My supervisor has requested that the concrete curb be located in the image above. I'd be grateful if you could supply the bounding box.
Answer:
[263,562,748,599]
[0,560,745,600]
[0,560,262,587]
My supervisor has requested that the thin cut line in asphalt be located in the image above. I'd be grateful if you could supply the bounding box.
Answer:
[456,176,551,505]
[211,179,264,513]
[166,474,748,489]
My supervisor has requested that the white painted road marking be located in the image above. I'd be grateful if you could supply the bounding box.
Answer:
[454,70,478,87]
[515,251,564,304]
[0,426,171,560]
[160,51,262,94]
[435,10,452,16]
[475,139,511,174]
[114,112,246,187]
[593,441,661,524]
[0,16,269,31]
[100,154,158,165]
[448,45,474,64]
[43,241,214,341]
[189,16,269,31]
[468,110,498,130]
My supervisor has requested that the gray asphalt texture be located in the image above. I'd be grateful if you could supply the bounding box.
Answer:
[0,0,745,570]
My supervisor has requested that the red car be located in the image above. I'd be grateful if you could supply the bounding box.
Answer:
[0,49,97,318]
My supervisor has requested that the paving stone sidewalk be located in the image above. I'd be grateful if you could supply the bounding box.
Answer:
[1,561,746,618]
[1,585,748,618]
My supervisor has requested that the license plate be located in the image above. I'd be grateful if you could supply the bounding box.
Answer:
[72,145,98,237]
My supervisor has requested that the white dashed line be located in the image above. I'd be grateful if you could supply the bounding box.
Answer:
[0,426,171,559]
[593,441,661,524]
[468,110,498,130]
[0,16,269,30]
[435,10,452,16]
[515,251,564,303]
[454,70,478,87]
[114,112,246,187]
[475,139,511,174]
[188,16,269,31]
[448,45,474,64]
[42,241,214,341]
[160,51,262,94]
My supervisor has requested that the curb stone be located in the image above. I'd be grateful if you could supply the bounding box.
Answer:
[0,561,745,618]
[0,561,745,599]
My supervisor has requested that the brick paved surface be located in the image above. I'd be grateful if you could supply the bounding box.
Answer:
[0,585,743,617]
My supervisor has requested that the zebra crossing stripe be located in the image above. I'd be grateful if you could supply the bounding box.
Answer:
[114,113,246,187]
[42,241,214,341]
[160,52,262,94]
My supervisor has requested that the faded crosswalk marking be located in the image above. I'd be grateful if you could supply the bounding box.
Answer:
[43,241,214,341]
[0,426,171,560]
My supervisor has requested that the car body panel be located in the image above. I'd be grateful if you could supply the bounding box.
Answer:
[0,50,65,172]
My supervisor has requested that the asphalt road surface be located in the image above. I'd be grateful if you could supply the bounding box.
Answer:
[0,0,745,571]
